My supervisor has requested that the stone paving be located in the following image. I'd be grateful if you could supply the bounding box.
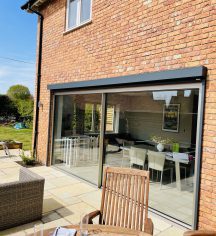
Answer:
[0,150,186,236]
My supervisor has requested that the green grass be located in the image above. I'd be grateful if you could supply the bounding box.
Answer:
[0,125,32,150]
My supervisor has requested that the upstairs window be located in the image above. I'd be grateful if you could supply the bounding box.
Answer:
[67,0,92,30]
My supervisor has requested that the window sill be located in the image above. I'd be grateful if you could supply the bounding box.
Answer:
[63,20,92,35]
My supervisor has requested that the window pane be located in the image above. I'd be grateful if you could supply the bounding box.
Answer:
[52,94,102,185]
[84,103,100,133]
[106,105,115,132]
[80,0,91,23]
[103,89,199,226]
[68,0,78,28]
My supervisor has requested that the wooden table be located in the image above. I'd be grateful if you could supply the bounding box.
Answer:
[29,224,151,236]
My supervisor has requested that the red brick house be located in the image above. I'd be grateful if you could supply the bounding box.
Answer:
[21,0,216,230]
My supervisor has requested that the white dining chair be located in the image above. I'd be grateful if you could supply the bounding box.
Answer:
[147,150,173,189]
[129,146,147,169]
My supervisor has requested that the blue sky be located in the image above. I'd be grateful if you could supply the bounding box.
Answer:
[0,1,37,95]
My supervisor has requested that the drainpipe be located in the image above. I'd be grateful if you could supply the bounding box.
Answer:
[21,3,44,159]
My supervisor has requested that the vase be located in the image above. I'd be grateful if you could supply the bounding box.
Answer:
[157,143,164,152]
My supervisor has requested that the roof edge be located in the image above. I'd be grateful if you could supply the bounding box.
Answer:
[21,0,48,10]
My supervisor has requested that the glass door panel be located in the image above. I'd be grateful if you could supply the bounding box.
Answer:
[52,93,102,185]
[103,89,199,226]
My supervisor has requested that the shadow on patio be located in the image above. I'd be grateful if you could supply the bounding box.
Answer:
[0,151,186,236]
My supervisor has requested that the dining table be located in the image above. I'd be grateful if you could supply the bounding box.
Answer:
[165,154,190,191]
[29,224,152,236]
[121,144,194,191]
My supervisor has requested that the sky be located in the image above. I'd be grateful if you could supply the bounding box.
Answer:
[0,1,37,95]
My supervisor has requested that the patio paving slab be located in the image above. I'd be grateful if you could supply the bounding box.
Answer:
[48,182,96,197]
[52,194,82,206]
[150,215,171,232]
[47,176,81,187]
[156,226,186,236]
[56,202,96,224]
[0,155,187,235]
[43,196,65,213]
[78,190,102,209]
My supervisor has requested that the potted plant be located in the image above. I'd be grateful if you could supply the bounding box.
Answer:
[150,135,174,152]
[20,150,35,166]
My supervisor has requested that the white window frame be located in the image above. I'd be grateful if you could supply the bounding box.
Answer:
[66,0,92,32]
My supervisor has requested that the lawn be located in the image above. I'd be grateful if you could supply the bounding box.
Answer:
[0,125,32,150]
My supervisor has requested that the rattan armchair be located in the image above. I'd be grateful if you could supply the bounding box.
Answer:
[0,167,45,230]
[83,167,154,235]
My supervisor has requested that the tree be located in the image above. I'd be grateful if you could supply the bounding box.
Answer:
[0,95,19,118]
[6,85,34,125]
[17,99,34,118]
[7,85,31,101]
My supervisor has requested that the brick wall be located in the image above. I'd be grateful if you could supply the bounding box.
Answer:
[36,0,216,229]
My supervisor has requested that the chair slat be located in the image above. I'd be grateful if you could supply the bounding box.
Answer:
[120,174,126,227]
[132,175,138,229]
[145,174,149,222]
[136,176,142,230]
[116,175,123,226]
[103,172,110,224]
[113,173,120,226]
[124,174,131,228]
[139,176,145,231]
[128,175,135,229]
[110,172,118,225]
[121,174,128,228]
[119,174,124,227]
[100,171,106,224]
[106,173,114,224]
[100,167,150,232]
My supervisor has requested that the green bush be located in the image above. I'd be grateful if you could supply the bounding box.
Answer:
[0,95,19,119]
[17,99,34,118]
[24,119,33,129]
[20,150,35,165]
[7,85,34,124]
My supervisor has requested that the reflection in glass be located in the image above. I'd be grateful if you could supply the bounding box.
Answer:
[103,89,199,226]
[52,94,102,185]
[52,88,199,226]
[153,91,177,106]
[80,0,91,23]
[68,0,78,28]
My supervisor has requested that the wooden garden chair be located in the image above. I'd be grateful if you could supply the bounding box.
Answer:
[83,167,154,235]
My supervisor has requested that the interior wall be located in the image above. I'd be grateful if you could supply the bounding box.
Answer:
[56,91,196,145]
[107,91,195,146]
[126,91,194,145]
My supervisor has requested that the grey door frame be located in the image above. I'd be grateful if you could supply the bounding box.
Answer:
[50,81,205,230]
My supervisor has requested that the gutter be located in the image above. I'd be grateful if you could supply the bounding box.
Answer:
[21,2,44,160]
[21,0,48,11]
[21,0,36,10]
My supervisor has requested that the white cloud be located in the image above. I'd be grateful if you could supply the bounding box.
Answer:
[0,68,9,78]
[153,91,177,106]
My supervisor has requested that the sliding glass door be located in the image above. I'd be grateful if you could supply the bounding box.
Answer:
[52,93,102,185]
[51,83,202,228]
[103,88,199,226]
